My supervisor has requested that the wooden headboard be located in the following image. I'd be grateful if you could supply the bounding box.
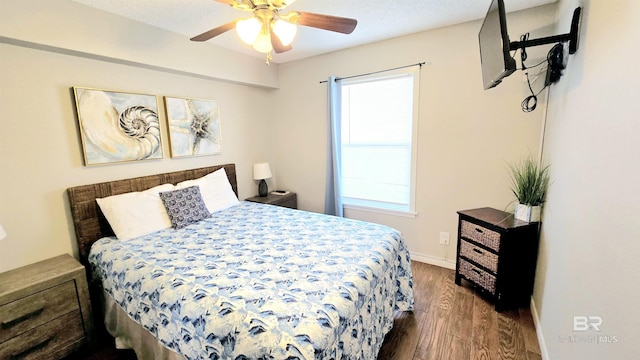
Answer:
[67,164,237,267]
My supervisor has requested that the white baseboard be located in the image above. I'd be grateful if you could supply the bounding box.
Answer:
[410,251,456,270]
[530,297,550,360]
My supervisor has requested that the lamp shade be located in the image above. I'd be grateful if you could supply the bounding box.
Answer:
[0,224,6,240]
[273,19,297,46]
[236,17,261,45]
[252,31,273,53]
[253,162,272,180]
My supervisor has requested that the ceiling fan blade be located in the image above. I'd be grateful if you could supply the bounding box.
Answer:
[190,21,237,42]
[295,11,357,34]
[271,31,292,53]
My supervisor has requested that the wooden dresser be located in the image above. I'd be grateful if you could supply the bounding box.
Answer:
[0,254,93,359]
[455,207,540,311]
[245,192,297,209]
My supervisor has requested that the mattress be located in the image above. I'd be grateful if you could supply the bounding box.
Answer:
[89,201,414,359]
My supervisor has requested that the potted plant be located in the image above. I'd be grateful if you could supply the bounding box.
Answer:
[509,156,550,222]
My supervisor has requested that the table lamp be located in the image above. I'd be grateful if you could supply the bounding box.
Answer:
[253,162,272,197]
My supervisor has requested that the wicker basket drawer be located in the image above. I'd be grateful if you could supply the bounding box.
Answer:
[460,239,499,273]
[459,259,496,294]
[460,220,501,251]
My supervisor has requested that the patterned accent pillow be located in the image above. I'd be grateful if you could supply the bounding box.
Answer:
[159,186,210,229]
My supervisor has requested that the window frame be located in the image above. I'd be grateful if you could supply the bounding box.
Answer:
[339,66,420,217]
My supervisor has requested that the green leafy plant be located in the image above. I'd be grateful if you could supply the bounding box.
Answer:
[509,156,550,206]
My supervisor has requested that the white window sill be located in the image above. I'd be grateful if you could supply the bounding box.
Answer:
[343,203,417,218]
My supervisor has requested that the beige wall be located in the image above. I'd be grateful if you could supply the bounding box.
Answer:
[0,0,279,88]
[0,2,282,272]
[0,43,276,272]
[272,5,556,266]
[534,0,640,358]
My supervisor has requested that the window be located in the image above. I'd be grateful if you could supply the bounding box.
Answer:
[339,67,420,215]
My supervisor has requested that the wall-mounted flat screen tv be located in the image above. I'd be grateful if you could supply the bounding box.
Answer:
[479,0,516,89]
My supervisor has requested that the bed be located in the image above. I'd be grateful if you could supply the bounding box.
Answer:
[67,164,414,359]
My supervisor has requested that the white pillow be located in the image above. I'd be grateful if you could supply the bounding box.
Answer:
[96,183,175,240]
[175,168,239,213]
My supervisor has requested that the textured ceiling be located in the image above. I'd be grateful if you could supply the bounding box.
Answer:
[71,0,557,64]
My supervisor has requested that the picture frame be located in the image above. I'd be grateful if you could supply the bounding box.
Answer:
[163,96,222,158]
[73,87,163,166]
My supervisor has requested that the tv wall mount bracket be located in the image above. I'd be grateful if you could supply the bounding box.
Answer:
[509,7,582,54]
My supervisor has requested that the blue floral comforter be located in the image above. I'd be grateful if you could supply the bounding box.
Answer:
[89,201,414,359]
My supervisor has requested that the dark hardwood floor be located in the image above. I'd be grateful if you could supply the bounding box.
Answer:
[67,261,541,360]
[66,335,136,360]
[378,261,541,360]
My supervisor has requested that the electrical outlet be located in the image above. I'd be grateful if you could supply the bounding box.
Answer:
[439,232,450,246]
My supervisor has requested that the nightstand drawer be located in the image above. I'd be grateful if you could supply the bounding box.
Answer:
[0,310,84,360]
[459,239,499,273]
[245,192,297,209]
[460,220,501,251]
[0,280,79,343]
[458,258,496,295]
[277,195,297,209]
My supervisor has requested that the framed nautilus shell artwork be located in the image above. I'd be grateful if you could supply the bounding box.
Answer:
[73,87,164,166]
[164,96,222,158]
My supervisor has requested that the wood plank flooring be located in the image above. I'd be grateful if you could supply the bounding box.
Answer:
[378,261,541,360]
[67,261,541,360]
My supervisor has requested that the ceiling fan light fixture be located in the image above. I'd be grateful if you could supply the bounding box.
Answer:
[191,0,357,64]
[252,31,273,53]
[271,0,297,8]
[273,19,297,46]
[236,17,261,45]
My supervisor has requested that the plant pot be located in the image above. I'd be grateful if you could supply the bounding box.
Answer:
[514,203,541,222]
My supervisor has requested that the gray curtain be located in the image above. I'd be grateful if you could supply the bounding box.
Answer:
[324,76,343,217]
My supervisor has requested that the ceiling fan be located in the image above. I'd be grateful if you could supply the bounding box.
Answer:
[190,0,358,63]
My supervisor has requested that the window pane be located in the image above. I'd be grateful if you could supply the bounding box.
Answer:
[339,69,418,212]
[342,76,413,145]
[342,145,410,205]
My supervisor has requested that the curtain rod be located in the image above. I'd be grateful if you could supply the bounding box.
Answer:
[319,62,427,83]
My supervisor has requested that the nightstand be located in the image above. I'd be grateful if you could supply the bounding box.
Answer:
[0,254,93,359]
[245,192,297,209]
[454,207,540,311]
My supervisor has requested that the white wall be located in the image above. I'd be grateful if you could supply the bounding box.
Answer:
[272,5,556,266]
[534,0,640,358]
[0,0,279,88]
[0,2,278,272]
